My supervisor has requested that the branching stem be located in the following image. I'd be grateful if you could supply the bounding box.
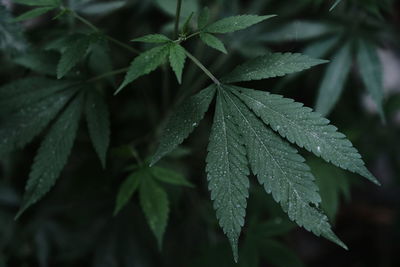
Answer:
[184,50,220,85]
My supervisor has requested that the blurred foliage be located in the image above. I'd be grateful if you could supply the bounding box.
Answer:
[0,0,400,266]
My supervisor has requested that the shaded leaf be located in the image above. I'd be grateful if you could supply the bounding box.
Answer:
[85,89,110,168]
[197,7,209,29]
[168,43,186,84]
[131,34,171,43]
[315,43,352,116]
[199,32,227,54]
[151,85,216,165]
[205,15,276,34]
[222,53,327,83]
[13,6,55,22]
[114,170,141,215]
[150,166,193,187]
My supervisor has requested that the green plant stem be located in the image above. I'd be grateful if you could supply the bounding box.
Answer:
[69,9,139,55]
[87,67,129,83]
[185,50,220,85]
[174,0,183,38]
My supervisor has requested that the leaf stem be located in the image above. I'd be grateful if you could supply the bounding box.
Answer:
[184,50,220,85]
[69,9,139,54]
[174,0,182,38]
[87,67,129,83]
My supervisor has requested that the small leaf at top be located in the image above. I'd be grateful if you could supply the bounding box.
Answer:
[356,40,385,121]
[13,6,55,22]
[131,34,171,43]
[197,7,210,29]
[116,44,170,94]
[206,92,250,262]
[315,43,352,116]
[150,166,194,187]
[150,85,216,166]
[231,86,379,185]
[16,94,83,218]
[168,44,186,84]
[204,14,276,34]
[139,175,169,249]
[114,170,142,215]
[200,32,227,54]
[85,89,110,168]
[222,52,327,83]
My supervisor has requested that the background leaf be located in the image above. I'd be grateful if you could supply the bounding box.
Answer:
[204,15,275,34]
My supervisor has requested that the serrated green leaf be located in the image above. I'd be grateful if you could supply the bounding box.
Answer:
[168,44,186,84]
[85,90,110,168]
[139,175,169,249]
[315,43,352,116]
[223,88,346,249]
[131,34,171,43]
[181,12,194,34]
[356,40,385,120]
[57,36,92,79]
[13,6,55,22]
[13,0,59,6]
[197,7,209,29]
[0,77,73,114]
[206,92,250,262]
[0,88,77,156]
[199,32,227,54]
[17,94,83,217]
[222,53,327,83]
[13,50,59,75]
[114,170,141,215]
[231,86,379,185]
[116,45,170,93]
[151,85,216,165]
[204,14,275,34]
[150,166,193,187]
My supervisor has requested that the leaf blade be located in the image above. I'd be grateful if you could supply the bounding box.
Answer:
[205,15,276,34]
[222,52,327,83]
[168,44,186,84]
[199,32,227,54]
[150,166,194,187]
[151,85,216,165]
[206,92,250,262]
[232,86,379,185]
[131,34,171,43]
[114,170,141,215]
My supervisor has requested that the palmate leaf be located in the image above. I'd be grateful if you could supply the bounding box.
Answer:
[151,85,216,165]
[206,92,250,262]
[222,88,346,249]
[168,44,186,84]
[17,93,84,217]
[315,43,352,116]
[204,15,276,34]
[199,32,227,54]
[230,86,378,185]
[222,52,328,83]
[85,89,110,168]
[116,44,170,93]
[356,40,385,120]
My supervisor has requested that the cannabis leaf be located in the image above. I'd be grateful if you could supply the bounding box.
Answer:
[199,32,227,54]
[13,0,60,21]
[204,15,276,34]
[231,86,378,185]
[151,85,216,165]
[115,165,191,247]
[197,7,210,30]
[222,88,346,249]
[222,52,328,83]
[85,90,110,168]
[17,93,84,217]
[206,93,250,262]
[116,44,170,93]
[356,40,385,120]
[168,43,186,84]
[315,43,352,116]
[140,175,169,249]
